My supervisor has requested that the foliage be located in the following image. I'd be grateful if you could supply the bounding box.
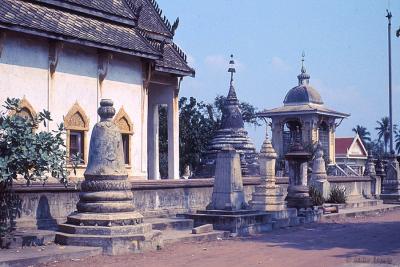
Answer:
[326,186,347,204]
[375,117,391,154]
[396,128,400,155]
[309,186,325,206]
[352,125,371,148]
[0,98,77,246]
[159,96,261,177]
[368,139,385,159]
[0,98,73,186]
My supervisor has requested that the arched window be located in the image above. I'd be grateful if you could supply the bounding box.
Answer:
[64,102,89,164]
[283,120,302,154]
[113,107,134,165]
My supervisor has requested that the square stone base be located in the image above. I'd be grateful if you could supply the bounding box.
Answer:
[181,210,272,236]
[55,230,162,255]
[55,212,162,255]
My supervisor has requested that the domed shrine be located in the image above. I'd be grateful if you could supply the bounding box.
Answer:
[258,54,349,164]
[196,55,259,177]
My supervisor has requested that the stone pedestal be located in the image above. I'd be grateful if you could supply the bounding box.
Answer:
[55,99,161,255]
[381,154,400,202]
[183,145,270,235]
[250,133,286,211]
[208,145,246,210]
[310,143,329,199]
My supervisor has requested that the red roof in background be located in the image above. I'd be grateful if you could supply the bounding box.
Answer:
[335,137,354,155]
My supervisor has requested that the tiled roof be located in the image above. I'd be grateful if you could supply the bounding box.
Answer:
[60,0,135,19]
[0,0,194,76]
[258,104,349,118]
[0,0,159,58]
[335,137,354,155]
[137,0,172,37]
[156,44,195,76]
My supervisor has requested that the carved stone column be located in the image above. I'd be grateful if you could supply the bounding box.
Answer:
[310,142,329,199]
[251,132,286,211]
[56,99,161,255]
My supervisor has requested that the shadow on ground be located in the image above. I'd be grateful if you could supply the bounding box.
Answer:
[238,219,400,261]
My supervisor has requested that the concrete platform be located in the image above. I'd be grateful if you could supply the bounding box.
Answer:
[0,245,101,267]
[322,204,400,221]
[2,230,55,249]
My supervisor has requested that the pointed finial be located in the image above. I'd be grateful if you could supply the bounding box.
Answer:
[297,51,310,85]
[386,9,392,20]
[228,54,236,85]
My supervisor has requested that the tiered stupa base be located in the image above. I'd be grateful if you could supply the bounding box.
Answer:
[56,212,161,255]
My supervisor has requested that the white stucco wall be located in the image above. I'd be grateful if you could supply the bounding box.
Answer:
[0,32,148,180]
[0,32,48,132]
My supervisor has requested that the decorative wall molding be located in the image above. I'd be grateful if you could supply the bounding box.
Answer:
[49,40,64,75]
[64,102,90,131]
[98,51,113,83]
[0,31,6,58]
[114,106,134,134]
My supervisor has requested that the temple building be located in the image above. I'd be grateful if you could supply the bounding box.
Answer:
[0,0,194,180]
[258,55,349,165]
[196,55,259,177]
[335,134,368,176]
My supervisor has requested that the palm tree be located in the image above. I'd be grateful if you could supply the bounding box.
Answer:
[352,125,371,147]
[375,117,390,154]
[395,128,400,154]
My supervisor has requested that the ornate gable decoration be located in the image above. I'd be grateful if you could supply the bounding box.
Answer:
[113,107,134,134]
[9,97,37,121]
[64,102,90,131]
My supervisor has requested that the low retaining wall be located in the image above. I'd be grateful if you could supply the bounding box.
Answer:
[327,176,373,200]
[11,175,374,230]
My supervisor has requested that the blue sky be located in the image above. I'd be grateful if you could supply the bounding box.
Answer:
[158,0,400,148]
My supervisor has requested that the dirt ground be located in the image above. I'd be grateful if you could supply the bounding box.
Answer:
[40,210,400,267]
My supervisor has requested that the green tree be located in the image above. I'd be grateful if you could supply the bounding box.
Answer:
[352,125,371,148]
[0,98,77,246]
[375,117,391,154]
[159,96,261,177]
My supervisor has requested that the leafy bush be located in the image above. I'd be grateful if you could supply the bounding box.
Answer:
[309,186,325,206]
[0,98,78,247]
[327,186,347,204]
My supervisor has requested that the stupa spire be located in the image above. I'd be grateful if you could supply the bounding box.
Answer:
[227,54,238,101]
[297,51,310,85]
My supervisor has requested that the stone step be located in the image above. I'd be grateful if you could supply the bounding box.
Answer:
[0,244,101,267]
[321,204,400,221]
[146,217,194,231]
[1,230,55,249]
[161,229,230,245]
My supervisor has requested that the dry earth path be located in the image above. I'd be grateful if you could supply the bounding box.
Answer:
[39,210,400,267]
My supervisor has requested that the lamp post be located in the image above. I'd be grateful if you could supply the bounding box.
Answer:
[386,10,394,155]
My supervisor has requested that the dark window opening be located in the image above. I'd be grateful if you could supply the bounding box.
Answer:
[122,133,130,165]
[69,131,84,162]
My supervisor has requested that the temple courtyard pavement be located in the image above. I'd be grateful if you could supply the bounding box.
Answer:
[30,210,400,267]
